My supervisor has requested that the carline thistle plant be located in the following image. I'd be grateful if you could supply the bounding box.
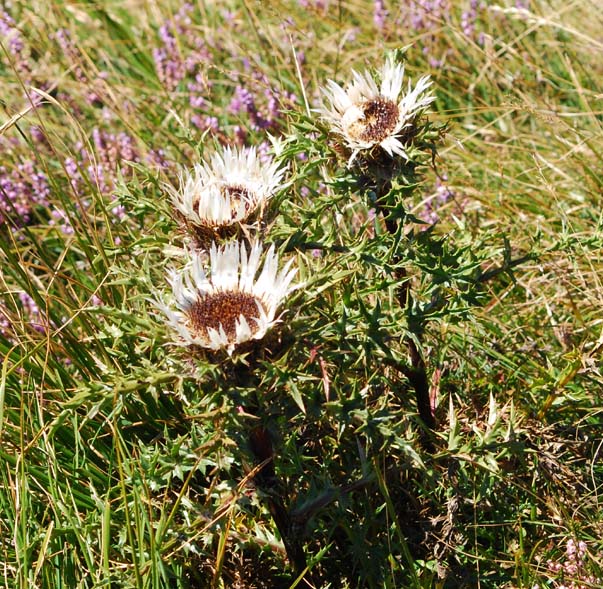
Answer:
[319,54,440,431]
[153,51,448,579]
[156,138,303,572]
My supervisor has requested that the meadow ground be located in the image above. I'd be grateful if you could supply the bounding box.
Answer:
[0,1,602,587]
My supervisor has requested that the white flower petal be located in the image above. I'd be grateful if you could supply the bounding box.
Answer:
[380,58,404,101]
[235,314,253,342]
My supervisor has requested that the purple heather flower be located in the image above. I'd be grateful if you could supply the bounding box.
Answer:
[233,125,247,145]
[50,207,74,235]
[298,0,330,10]
[19,291,38,316]
[191,114,219,133]
[173,3,194,33]
[147,148,170,169]
[18,292,46,334]
[229,85,255,115]
[257,141,273,164]
[435,174,454,204]
[403,0,449,31]
[90,294,103,306]
[419,175,455,227]
[281,17,295,30]
[111,204,126,221]
[0,160,51,226]
[0,10,15,35]
[73,133,134,223]
[90,128,140,177]
[30,126,47,145]
[64,157,83,194]
[374,0,388,30]
[0,10,31,79]
[222,10,237,24]
[0,304,11,338]
[87,163,111,195]
[421,201,439,226]
[0,11,33,84]
[8,31,24,57]
[397,1,451,69]
[117,132,137,162]
[264,87,281,121]
[229,83,268,129]
[55,29,88,84]
[153,4,197,91]
[544,538,601,589]
[188,72,208,109]
[153,30,185,91]
[461,0,479,37]
[190,114,203,130]
[189,93,206,110]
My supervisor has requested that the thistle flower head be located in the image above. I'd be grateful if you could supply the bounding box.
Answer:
[166,146,286,232]
[320,56,435,164]
[156,240,297,354]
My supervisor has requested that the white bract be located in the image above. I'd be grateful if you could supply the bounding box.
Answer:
[320,56,435,164]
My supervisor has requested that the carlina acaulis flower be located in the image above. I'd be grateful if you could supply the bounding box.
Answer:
[156,240,297,355]
[164,145,286,239]
[320,55,435,164]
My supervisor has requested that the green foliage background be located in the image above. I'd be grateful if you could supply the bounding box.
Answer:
[0,1,602,588]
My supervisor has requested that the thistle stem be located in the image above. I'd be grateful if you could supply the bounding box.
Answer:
[232,363,309,577]
[375,192,436,432]
[247,422,308,577]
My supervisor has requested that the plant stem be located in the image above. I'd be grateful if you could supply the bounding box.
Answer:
[375,191,436,432]
[232,362,308,577]
[248,424,308,577]
[405,337,435,429]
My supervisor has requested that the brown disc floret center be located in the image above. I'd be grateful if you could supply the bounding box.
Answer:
[221,183,255,215]
[354,97,399,143]
[188,290,265,342]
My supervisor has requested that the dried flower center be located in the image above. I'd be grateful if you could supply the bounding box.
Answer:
[221,184,255,215]
[188,291,265,341]
[348,97,399,144]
